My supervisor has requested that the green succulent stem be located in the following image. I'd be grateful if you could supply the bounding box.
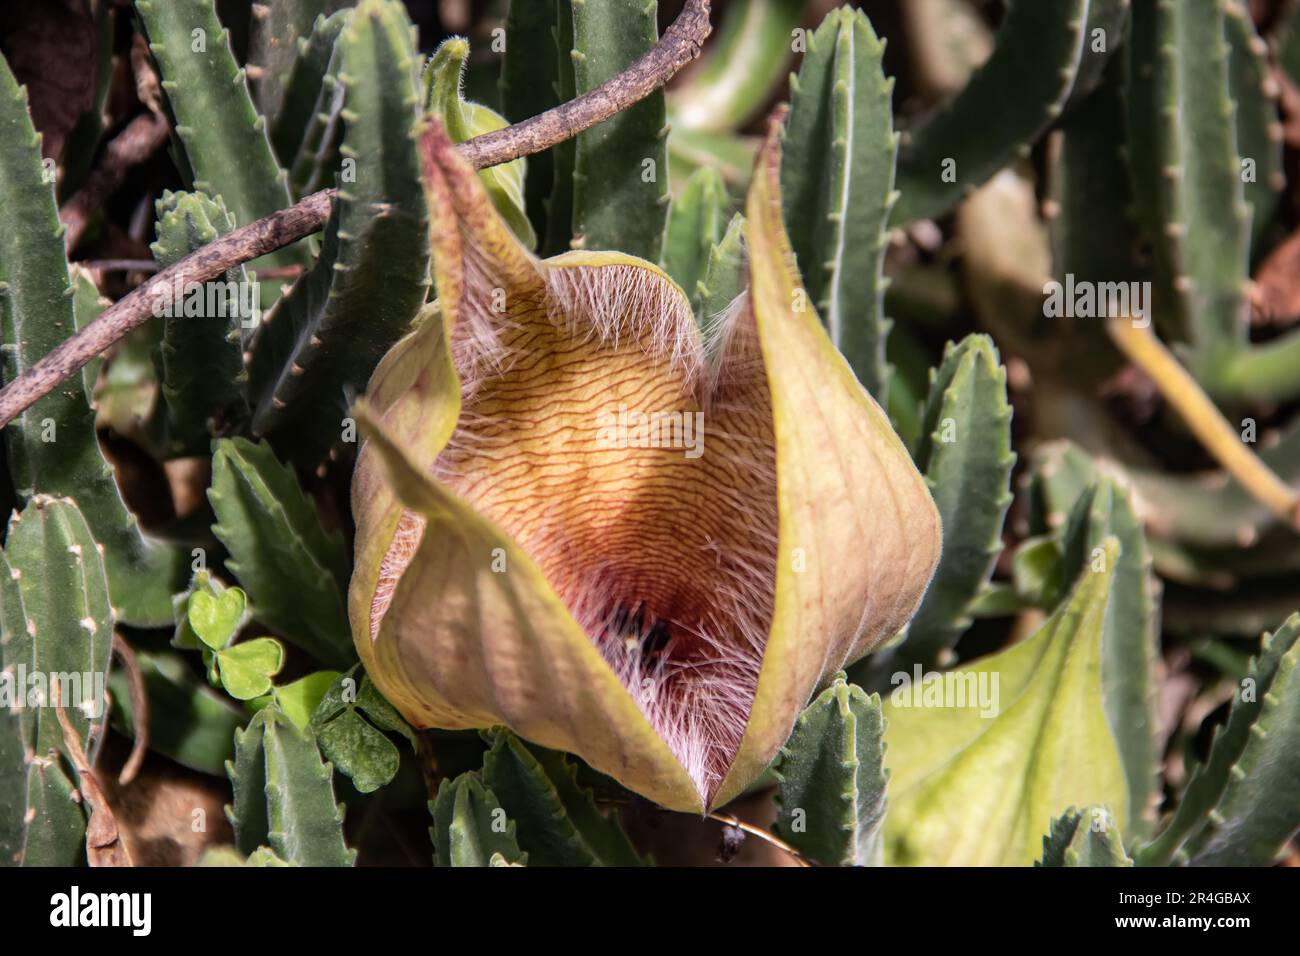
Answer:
[245,0,431,466]
[0,53,190,626]
[781,6,897,400]
[669,0,802,133]
[1137,615,1300,865]
[892,0,1089,224]
[271,10,351,170]
[135,0,310,309]
[1214,329,1300,404]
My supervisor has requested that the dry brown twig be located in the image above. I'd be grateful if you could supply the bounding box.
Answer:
[111,632,149,786]
[58,111,171,252]
[456,0,713,169]
[53,682,133,867]
[0,0,713,431]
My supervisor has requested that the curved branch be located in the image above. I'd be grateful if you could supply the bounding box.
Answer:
[0,0,713,432]
[0,189,334,433]
[458,0,713,169]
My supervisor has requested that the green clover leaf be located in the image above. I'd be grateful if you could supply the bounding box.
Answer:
[188,586,247,651]
[310,671,416,793]
[216,637,285,700]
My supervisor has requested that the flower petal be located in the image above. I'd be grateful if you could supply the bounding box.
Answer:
[354,122,774,809]
[711,114,941,808]
[352,117,939,812]
[353,403,703,811]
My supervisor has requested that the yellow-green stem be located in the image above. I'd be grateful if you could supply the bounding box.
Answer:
[1106,317,1300,529]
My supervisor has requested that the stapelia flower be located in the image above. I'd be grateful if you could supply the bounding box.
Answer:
[348,116,941,813]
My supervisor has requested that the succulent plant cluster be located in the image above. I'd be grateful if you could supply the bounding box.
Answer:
[0,0,1298,868]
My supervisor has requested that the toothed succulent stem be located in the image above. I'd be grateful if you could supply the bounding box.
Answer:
[135,0,309,311]
[150,190,252,454]
[781,7,897,401]
[568,0,670,261]
[0,496,114,867]
[893,0,1089,224]
[0,53,188,627]
[871,335,1015,670]
[245,0,430,468]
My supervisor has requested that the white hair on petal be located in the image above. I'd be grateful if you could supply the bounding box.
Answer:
[447,226,536,400]
[545,265,705,392]
[702,290,767,409]
[701,289,750,361]
[560,559,773,798]
[370,509,427,643]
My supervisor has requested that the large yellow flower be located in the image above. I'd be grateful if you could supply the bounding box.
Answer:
[348,116,941,813]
